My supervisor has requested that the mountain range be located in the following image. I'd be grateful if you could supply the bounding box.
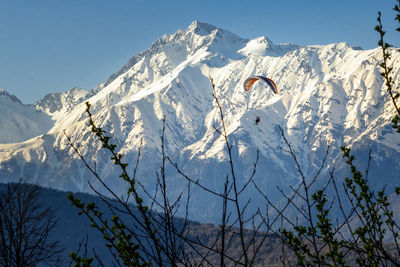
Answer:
[0,21,399,223]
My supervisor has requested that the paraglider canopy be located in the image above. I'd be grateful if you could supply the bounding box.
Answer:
[243,76,278,94]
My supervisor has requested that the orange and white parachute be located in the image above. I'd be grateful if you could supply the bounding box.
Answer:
[243,76,278,94]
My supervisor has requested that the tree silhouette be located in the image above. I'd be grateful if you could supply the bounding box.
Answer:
[0,181,63,267]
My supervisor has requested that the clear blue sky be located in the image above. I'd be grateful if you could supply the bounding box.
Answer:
[1,0,399,104]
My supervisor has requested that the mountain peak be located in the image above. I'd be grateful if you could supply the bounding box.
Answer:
[238,36,275,56]
[186,21,217,36]
[35,87,89,115]
[0,88,22,104]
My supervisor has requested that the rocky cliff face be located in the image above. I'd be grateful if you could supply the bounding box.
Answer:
[0,21,399,222]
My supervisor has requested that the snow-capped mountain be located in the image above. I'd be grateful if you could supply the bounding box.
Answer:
[1,21,399,223]
[0,89,53,144]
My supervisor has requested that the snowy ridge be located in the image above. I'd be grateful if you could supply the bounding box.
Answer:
[35,87,89,115]
[0,90,54,144]
[0,21,400,222]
